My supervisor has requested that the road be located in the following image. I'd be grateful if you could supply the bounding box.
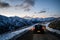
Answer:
[0,23,60,40]
[15,31,60,40]
[32,22,60,40]
[15,23,60,40]
[33,33,59,40]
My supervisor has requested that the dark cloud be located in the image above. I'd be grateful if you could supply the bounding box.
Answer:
[39,10,46,13]
[19,0,35,11]
[6,0,22,3]
[24,0,35,6]
[0,2,10,8]
[0,0,35,10]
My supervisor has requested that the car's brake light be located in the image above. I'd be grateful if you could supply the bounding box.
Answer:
[31,27,35,31]
[42,26,46,29]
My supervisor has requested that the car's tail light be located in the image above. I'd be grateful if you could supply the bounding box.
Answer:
[31,27,35,31]
[42,27,44,29]
[42,26,46,30]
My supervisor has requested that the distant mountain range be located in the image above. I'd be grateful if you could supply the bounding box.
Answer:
[0,15,33,27]
[23,16,59,22]
[0,15,33,34]
[0,15,60,34]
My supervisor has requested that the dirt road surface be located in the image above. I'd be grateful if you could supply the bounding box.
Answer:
[13,31,60,40]
[33,33,59,40]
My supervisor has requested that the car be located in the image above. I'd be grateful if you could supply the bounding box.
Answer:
[31,24,45,34]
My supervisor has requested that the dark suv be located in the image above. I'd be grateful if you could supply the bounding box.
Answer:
[33,24,45,34]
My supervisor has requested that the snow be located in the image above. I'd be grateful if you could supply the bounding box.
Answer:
[46,23,60,34]
[0,24,36,40]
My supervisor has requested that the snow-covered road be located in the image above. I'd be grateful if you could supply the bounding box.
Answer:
[0,24,37,40]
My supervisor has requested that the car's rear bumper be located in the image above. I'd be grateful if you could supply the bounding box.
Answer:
[33,30,45,34]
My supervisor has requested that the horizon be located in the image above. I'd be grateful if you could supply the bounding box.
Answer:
[0,15,60,18]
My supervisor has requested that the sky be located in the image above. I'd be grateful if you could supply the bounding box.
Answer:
[0,0,60,18]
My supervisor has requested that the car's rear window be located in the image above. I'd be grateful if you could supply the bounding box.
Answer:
[35,25,42,29]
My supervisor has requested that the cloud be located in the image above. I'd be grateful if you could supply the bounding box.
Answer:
[24,8,30,11]
[19,0,35,11]
[0,2,10,8]
[38,10,46,13]
[33,10,46,14]
[0,0,35,11]
[24,0,35,6]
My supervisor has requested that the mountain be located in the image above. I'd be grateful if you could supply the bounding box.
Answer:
[23,16,33,19]
[30,17,56,23]
[0,15,33,34]
[48,19,60,30]
[23,16,56,23]
[0,15,59,34]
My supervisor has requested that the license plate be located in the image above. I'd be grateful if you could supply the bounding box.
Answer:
[37,30,40,32]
